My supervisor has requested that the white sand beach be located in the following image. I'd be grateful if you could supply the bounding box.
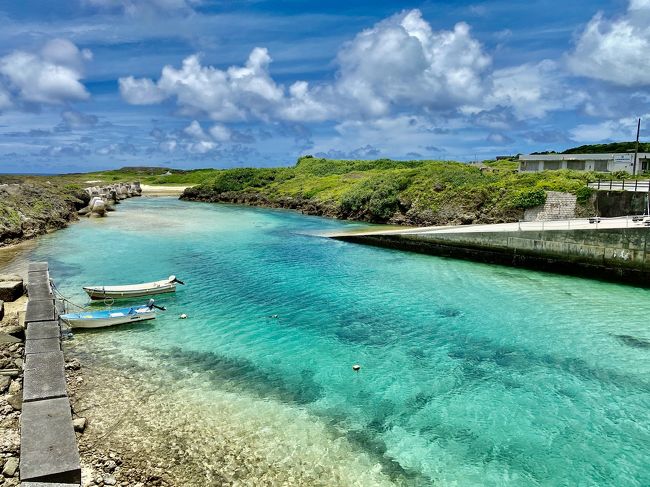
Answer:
[139,184,193,195]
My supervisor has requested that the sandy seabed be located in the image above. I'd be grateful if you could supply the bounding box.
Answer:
[66,338,405,487]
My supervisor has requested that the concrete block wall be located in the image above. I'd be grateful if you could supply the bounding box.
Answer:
[335,227,650,286]
[524,191,577,221]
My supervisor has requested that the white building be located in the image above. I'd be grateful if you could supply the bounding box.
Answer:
[518,153,650,174]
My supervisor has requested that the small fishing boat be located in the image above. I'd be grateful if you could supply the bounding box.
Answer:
[83,275,184,300]
[60,300,165,329]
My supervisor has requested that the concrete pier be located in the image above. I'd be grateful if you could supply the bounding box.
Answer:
[332,223,650,286]
[20,262,80,485]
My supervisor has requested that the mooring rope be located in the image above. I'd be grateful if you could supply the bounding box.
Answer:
[50,280,88,312]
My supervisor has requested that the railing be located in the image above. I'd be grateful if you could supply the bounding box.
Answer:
[515,215,650,232]
[589,179,650,192]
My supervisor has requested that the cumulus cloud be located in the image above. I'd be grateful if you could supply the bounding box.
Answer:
[478,60,586,118]
[334,10,490,116]
[568,0,650,86]
[119,10,493,123]
[119,48,285,121]
[0,39,91,106]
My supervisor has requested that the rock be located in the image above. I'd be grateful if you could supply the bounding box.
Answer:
[73,417,87,432]
[104,474,117,485]
[2,456,18,476]
[0,376,10,393]
[13,358,22,369]
[104,459,117,472]
[65,358,81,370]
[6,394,21,411]
[8,380,20,394]
[0,277,23,303]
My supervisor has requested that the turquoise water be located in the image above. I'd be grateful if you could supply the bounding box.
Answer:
[4,197,650,485]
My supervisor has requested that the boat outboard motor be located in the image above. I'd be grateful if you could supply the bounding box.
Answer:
[147,299,167,311]
[169,275,185,285]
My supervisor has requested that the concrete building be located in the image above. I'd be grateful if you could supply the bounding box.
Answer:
[518,153,650,174]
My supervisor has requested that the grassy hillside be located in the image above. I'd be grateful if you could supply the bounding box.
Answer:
[182,157,597,225]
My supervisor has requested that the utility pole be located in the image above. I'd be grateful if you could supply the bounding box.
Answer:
[633,118,641,175]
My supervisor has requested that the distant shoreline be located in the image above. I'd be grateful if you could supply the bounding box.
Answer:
[140,184,193,195]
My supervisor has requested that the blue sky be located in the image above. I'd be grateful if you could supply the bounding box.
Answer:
[0,0,648,173]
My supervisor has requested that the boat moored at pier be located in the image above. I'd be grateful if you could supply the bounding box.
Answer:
[83,275,184,300]
[60,299,166,328]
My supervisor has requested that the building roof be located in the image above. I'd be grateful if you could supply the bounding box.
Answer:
[519,153,650,161]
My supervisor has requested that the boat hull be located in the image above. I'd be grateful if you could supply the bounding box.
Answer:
[83,283,176,300]
[60,306,157,329]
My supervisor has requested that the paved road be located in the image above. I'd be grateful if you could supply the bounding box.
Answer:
[328,216,650,237]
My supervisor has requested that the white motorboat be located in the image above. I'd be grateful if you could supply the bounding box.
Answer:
[60,300,165,329]
[83,275,184,300]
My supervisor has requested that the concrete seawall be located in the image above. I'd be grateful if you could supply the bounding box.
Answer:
[333,227,650,286]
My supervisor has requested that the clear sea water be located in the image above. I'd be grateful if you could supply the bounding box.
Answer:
[3,197,649,486]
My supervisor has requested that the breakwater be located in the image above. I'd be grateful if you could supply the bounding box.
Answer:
[78,182,141,217]
[332,226,650,286]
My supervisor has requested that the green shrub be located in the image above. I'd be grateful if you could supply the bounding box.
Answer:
[340,175,410,221]
[575,186,594,204]
[511,188,547,209]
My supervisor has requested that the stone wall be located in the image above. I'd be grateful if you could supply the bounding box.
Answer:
[524,191,577,221]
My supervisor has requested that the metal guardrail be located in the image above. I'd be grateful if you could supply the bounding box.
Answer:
[516,215,650,231]
[588,179,650,192]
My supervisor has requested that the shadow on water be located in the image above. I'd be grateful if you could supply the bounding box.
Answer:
[612,334,650,349]
[146,346,325,405]
[447,335,650,392]
[84,343,434,486]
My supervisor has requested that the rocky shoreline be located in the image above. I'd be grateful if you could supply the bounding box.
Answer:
[0,181,142,249]
[181,190,341,219]
[0,280,171,486]
[179,188,529,226]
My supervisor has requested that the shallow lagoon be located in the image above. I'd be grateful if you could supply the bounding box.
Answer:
[3,197,649,486]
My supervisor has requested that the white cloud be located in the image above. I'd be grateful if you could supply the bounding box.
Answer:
[0,39,91,105]
[568,0,650,86]
[209,123,231,142]
[120,49,284,121]
[183,120,208,139]
[570,116,641,142]
[334,10,491,116]
[81,0,199,15]
[478,60,586,118]
[0,86,12,110]
[118,76,166,104]
[119,9,492,124]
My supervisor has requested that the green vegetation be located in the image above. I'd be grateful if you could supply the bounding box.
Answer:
[532,141,650,155]
[0,156,600,228]
[182,157,597,225]
[0,180,88,246]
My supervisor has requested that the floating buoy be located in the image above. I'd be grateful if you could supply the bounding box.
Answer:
[180,313,188,319]
[270,314,279,319]
[352,364,361,372]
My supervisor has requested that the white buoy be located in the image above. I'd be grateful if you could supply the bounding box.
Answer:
[352,364,361,372]
[180,313,188,319]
